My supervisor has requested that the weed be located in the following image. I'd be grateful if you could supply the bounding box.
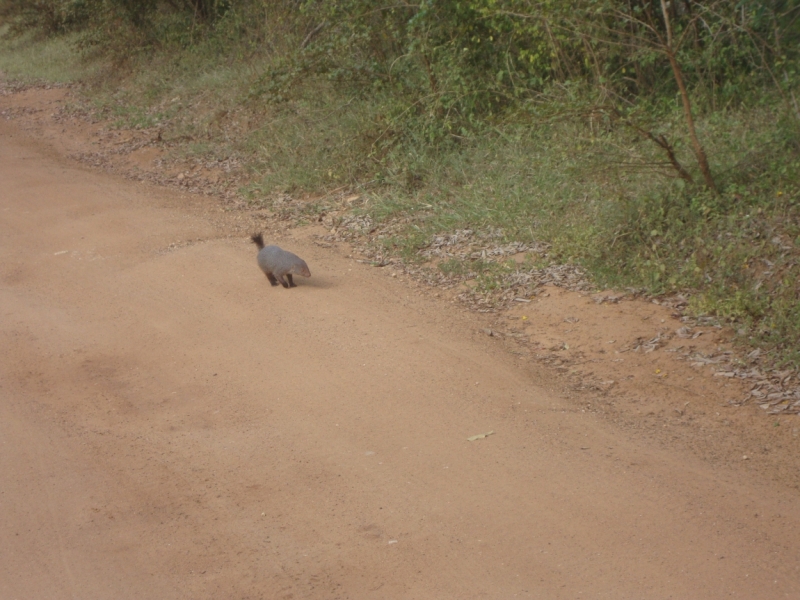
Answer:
[0,28,95,82]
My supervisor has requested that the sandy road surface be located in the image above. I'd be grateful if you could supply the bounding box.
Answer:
[1,115,799,600]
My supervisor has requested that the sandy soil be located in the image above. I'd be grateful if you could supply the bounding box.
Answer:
[1,85,800,599]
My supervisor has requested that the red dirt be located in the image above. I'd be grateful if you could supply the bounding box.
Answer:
[1,85,799,599]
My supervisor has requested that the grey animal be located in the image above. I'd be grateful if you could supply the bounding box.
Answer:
[250,233,311,288]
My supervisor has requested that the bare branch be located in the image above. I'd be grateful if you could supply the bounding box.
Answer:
[659,0,674,48]
[301,21,326,49]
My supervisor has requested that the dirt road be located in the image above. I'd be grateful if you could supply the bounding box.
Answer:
[1,111,799,599]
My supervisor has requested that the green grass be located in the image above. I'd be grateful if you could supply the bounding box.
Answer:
[0,27,98,83]
[353,105,800,364]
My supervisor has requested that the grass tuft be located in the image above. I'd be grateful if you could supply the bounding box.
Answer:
[0,27,96,83]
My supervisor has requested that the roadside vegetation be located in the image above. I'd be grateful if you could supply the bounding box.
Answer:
[1,0,799,367]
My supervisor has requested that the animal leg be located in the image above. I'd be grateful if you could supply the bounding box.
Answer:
[266,272,280,286]
[286,274,297,288]
[275,274,290,288]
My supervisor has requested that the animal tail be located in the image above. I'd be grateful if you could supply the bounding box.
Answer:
[250,232,265,250]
